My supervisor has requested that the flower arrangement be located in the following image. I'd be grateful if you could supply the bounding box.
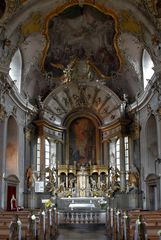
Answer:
[45,199,53,209]
[98,199,107,209]
[157,229,161,236]
[64,190,72,197]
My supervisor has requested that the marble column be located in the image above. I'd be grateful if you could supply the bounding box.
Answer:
[18,123,25,207]
[120,135,126,191]
[156,111,161,209]
[40,133,45,184]
[0,118,7,209]
[57,175,59,187]
[98,175,100,188]
[103,141,109,166]
[56,142,62,187]
[128,137,134,168]
[66,175,68,188]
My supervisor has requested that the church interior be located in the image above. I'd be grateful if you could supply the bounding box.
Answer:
[0,0,161,239]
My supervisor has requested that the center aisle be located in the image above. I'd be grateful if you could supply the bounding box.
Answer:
[56,224,108,240]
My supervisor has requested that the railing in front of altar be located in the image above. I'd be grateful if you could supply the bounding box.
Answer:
[58,210,106,225]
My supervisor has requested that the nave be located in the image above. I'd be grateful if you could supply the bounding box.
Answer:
[0,208,161,240]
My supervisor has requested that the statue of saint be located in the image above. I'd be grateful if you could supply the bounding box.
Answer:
[26,167,36,189]
[11,195,17,211]
[90,176,97,190]
[128,166,139,191]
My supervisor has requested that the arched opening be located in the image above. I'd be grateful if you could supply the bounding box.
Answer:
[6,175,20,211]
[142,49,154,89]
[60,172,66,187]
[100,172,106,184]
[9,48,22,92]
[145,174,160,210]
[6,116,19,211]
[145,115,159,210]
[6,116,19,177]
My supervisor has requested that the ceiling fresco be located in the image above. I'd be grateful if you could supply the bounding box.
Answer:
[43,82,121,125]
[44,5,120,78]
[1,0,160,108]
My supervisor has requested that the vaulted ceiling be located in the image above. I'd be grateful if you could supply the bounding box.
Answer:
[0,0,160,108]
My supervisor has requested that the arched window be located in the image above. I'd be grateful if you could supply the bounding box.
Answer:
[9,49,22,92]
[109,138,120,171]
[109,136,129,182]
[142,49,154,89]
[116,138,120,171]
[36,137,57,181]
[45,139,50,169]
[124,136,129,180]
[36,137,40,175]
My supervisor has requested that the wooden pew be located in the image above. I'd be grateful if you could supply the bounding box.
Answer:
[128,210,161,240]
[0,210,40,239]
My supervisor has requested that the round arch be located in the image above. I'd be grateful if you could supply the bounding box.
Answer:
[145,114,158,174]
[6,115,19,177]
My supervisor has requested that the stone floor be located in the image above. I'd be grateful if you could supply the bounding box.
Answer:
[56,224,109,240]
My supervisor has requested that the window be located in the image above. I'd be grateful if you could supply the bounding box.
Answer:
[142,49,154,89]
[9,48,22,92]
[36,137,57,183]
[50,141,56,169]
[45,139,50,169]
[36,137,40,175]
[109,138,120,182]
[124,136,129,180]
[115,138,120,171]
[109,136,129,183]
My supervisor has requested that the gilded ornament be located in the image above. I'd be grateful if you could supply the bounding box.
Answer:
[146,0,161,17]
[21,12,43,37]
[0,104,6,120]
[120,10,141,34]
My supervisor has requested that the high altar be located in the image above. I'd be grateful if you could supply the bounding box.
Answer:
[57,164,108,198]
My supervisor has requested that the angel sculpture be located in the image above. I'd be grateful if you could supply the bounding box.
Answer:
[128,166,140,191]
[90,176,97,191]
[45,167,56,195]
[50,58,76,83]
[26,167,36,189]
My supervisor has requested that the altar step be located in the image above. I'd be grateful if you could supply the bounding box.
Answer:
[57,224,108,240]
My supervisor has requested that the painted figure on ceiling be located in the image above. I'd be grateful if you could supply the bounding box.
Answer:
[44,5,120,78]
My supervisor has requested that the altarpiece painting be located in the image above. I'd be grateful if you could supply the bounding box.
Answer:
[69,117,96,166]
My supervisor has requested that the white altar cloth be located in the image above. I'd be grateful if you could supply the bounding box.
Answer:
[69,203,95,208]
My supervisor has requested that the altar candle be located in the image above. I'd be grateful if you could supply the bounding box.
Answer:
[31,214,36,237]
[17,219,22,240]
[49,209,52,226]
[42,211,46,236]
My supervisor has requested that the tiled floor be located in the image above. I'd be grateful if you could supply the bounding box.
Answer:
[56,224,109,240]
